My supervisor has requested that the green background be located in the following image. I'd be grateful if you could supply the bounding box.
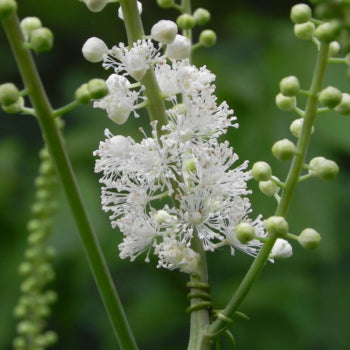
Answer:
[1,0,349,349]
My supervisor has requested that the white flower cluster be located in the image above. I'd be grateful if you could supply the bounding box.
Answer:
[91,20,269,273]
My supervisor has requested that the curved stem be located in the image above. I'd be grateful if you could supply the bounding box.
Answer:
[206,42,330,341]
[2,13,138,350]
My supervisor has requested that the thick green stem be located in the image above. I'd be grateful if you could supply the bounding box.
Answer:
[2,14,138,350]
[206,42,330,342]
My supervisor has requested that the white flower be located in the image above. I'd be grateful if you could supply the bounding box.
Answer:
[270,238,293,259]
[165,35,191,60]
[118,1,143,20]
[93,74,144,124]
[151,20,178,44]
[82,37,108,63]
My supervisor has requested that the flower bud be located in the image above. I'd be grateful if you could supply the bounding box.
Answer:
[81,0,109,12]
[75,83,91,104]
[345,53,350,66]
[29,27,54,52]
[279,76,300,96]
[87,78,108,99]
[82,37,108,63]
[2,96,24,113]
[151,20,177,44]
[270,238,293,259]
[290,3,312,24]
[334,93,350,115]
[259,180,280,196]
[290,118,314,138]
[176,14,195,30]
[252,161,272,181]
[118,1,142,20]
[309,156,339,180]
[0,82,19,105]
[329,41,341,57]
[275,93,296,111]
[184,158,196,173]
[272,139,296,161]
[199,30,217,47]
[318,86,342,108]
[236,222,255,243]
[314,21,340,43]
[193,8,210,26]
[165,34,191,60]
[156,0,174,8]
[294,21,315,40]
[298,228,321,250]
[0,0,17,20]
[265,216,289,236]
[154,210,173,224]
[20,17,42,39]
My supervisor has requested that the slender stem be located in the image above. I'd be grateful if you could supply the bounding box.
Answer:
[53,100,80,118]
[206,42,330,341]
[2,13,138,350]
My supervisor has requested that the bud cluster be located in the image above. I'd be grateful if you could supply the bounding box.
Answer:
[0,82,24,114]
[75,78,109,104]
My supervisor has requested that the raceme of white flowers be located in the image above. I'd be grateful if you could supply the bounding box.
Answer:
[85,16,291,273]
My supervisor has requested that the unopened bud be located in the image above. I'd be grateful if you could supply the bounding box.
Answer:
[1,96,24,113]
[314,21,340,43]
[151,20,177,44]
[279,76,300,96]
[252,161,272,181]
[265,216,289,236]
[329,41,341,57]
[294,21,315,40]
[259,180,279,196]
[335,93,350,115]
[165,34,191,59]
[236,223,255,243]
[185,158,196,173]
[20,17,42,39]
[81,0,109,12]
[30,27,53,52]
[87,78,108,99]
[309,156,339,180]
[176,14,195,30]
[118,1,142,20]
[298,228,321,249]
[199,30,216,47]
[0,0,17,20]
[193,8,210,26]
[290,118,314,138]
[290,3,312,24]
[270,238,293,259]
[275,93,296,111]
[318,86,342,108]
[156,0,174,8]
[82,37,108,63]
[272,139,296,161]
[0,82,20,105]
[75,83,91,104]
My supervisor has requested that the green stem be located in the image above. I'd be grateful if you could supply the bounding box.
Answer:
[2,13,138,350]
[53,100,80,118]
[206,42,330,342]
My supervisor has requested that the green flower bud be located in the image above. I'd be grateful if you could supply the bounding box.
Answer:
[176,14,195,30]
[318,86,342,108]
[298,228,321,249]
[156,0,174,8]
[0,0,17,20]
[272,139,296,161]
[199,29,217,47]
[314,21,340,43]
[0,82,20,105]
[45,290,58,304]
[309,156,339,180]
[345,53,350,66]
[329,41,341,57]
[290,3,312,24]
[335,93,350,115]
[294,21,315,40]
[13,305,27,318]
[259,180,279,196]
[265,216,289,236]
[82,36,108,63]
[193,8,210,26]
[20,17,42,39]
[43,331,58,346]
[75,83,91,104]
[251,161,272,181]
[18,262,32,276]
[17,320,38,335]
[1,96,24,113]
[87,78,108,99]
[279,75,301,96]
[13,336,26,348]
[290,118,314,138]
[236,222,255,243]
[20,276,37,293]
[30,27,54,52]
[28,231,45,245]
[275,93,296,111]
[185,158,196,173]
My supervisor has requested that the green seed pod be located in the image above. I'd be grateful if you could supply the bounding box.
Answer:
[29,27,54,52]
[193,8,210,26]
[272,139,296,161]
[0,0,17,20]
[199,29,217,47]
[20,17,42,39]
[298,228,321,249]
[275,93,296,111]
[290,3,312,24]
[264,216,289,236]
[335,93,350,115]
[279,75,301,96]
[0,82,20,105]
[176,14,195,30]
[236,222,255,243]
[318,86,342,108]
[314,21,341,43]
[259,180,279,197]
[251,161,272,181]
[309,156,339,180]
[157,0,174,8]
[87,78,108,99]
[75,83,91,104]
[294,21,315,40]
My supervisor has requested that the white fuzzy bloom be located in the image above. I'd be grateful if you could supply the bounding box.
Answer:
[80,0,110,12]
[270,238,293,259]
[165,35,191,60]
[151,20,178,44]
[82,37,108,63]
[118,1,142,20]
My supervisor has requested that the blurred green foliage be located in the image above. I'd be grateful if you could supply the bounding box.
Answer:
[1,1,349,349]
